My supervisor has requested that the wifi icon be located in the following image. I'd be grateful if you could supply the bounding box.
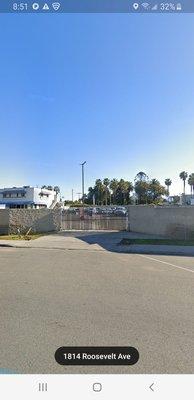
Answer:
[141,2,150,9]
[52,2,61,10]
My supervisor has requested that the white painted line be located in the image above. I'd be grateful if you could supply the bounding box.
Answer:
[137,254,194,274]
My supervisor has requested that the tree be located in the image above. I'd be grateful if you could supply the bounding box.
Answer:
[135,176,166,204]
[103,178,110,206]
[123,181,133,204]
[148,179,167,203]
[110,179,119,205]
[188,173,194,195]
[134,172,149,204]
[86,178,133,205]
[86,179,107,205]
[134,180,149,204]
[165,179,172,196]
[135,171,149,182]
[54,186,60,194]
[41,185,53,191]
[86,186,95,204]
[95,179,104,205]
[116,179,133,205]
[86,174,166,206]
[179,171,188,195]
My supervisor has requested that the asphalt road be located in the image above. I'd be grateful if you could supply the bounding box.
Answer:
[0,232,193,374]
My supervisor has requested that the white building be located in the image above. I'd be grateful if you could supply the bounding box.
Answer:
[0,186,58,209]
[168,194,194,206]
[181,194,194,205]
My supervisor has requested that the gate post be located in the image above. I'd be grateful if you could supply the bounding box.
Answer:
[60,208,63,231]
[126,207,130,231]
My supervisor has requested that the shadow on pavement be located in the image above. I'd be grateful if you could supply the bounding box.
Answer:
[0,244,14,248]
[57,230,194,257]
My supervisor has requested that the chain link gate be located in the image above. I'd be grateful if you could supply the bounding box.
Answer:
[61,206,128,231]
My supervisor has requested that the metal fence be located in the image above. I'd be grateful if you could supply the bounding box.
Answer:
[61,206,128,231]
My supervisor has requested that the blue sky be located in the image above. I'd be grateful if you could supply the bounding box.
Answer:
[0,13,194,198]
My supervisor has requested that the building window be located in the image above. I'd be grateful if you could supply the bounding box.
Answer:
[3,192,26,198]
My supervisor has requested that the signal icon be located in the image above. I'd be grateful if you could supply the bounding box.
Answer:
[52,2,61,10]
[141,2,150,9]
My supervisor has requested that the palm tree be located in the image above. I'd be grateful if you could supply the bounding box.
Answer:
[95,179,104,205]
[179,171,188,195]
[120,180,133,204]
[118,179,127,204]
[103,178,110,206]
[188,174,194,195]
[165,179,172,196]
[110,179,119,205]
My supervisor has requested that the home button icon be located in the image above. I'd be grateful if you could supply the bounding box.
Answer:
[93,382,102,392]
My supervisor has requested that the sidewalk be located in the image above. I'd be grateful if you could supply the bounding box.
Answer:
[0,233,103,251]
[0,231,194,256]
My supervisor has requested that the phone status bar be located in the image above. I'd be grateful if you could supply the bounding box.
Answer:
[0,0,194,13]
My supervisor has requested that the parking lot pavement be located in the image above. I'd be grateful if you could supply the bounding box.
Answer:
[0,233,193,374]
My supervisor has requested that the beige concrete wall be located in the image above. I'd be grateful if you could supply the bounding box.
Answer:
[127,205,194,239]
[0,209,9,234]
[1,206,194,239]
[8,209,61,234]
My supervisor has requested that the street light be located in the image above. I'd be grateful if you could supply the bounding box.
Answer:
[80,161,86,203]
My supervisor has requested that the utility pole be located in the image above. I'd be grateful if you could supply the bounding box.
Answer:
[77,192,82,202]
[80,161,86,203]
[71,189,74,203]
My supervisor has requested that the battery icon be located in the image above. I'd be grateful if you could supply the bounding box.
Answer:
[176,3,182,11]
